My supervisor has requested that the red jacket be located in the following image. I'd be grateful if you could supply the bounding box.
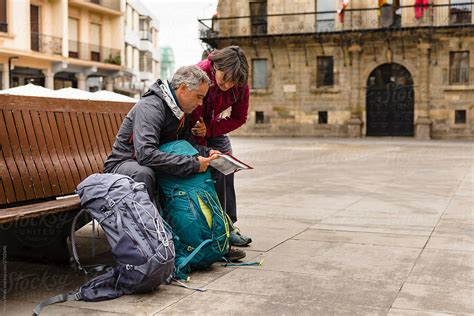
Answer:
[190,56,249,144]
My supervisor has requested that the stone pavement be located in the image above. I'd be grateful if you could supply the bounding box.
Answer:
[3,137,473,315]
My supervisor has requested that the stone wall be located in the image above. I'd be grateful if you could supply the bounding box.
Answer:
[225,33,474,139]
[213,0,474,139]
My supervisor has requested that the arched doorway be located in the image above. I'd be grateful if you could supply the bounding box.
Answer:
[366,63,414,136]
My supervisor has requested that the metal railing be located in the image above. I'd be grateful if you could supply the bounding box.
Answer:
[199,3,473,39]
[86,0,120,11]
[69,40,121,64]
[140,30,152,41]
[31,33,62,55]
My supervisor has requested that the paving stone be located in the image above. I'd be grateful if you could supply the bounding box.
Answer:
[156,290,387,315]
[295,229,428,248]
[255,239,420,284]
[227,216,310,252]
[433,218,474,238]
[426,236,474,252]
[310,222,434,236]
[406,249,474,288]
[205,268,400,309]
[392,283,474,315]
[388,308,468,315]
[442,196,474,220]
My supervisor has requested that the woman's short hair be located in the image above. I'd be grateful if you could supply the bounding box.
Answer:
[171,65,211,90]
[211,46,249,86]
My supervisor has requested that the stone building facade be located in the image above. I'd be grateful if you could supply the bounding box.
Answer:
[200,0,474,139]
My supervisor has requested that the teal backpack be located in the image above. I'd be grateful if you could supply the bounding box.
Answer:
[158,140,230,280]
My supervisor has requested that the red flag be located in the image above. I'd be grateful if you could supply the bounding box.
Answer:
[337,0,350,23]
[415,0,430,19]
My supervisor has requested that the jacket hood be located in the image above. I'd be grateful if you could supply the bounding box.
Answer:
[145,80,184,120]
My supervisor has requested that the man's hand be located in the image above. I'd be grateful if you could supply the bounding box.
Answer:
[192,117,206,137]
[197,155,219,173]
[209,149,221,157]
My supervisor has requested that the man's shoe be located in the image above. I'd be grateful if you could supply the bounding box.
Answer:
[229,228,252,246]
[226,247,246,262]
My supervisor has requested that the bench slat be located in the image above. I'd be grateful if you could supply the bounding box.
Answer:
[39,111,71,194]
[30,111,62,196]
[77,112,101,173]
[22,111,53,197]
[65,112,94,177]
[89,113,108,169]
[5,110,37,200]
[1,110,29,200]
[0,118,17,203]
[46,111,77,193]
[12,111,45,198]
[102,113,118,153]
[0,177,6,204]
[98,113,116,160]
[54,112,82,187]
[0,196,81,224]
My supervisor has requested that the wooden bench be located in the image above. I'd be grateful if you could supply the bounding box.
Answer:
[0,95,132,262]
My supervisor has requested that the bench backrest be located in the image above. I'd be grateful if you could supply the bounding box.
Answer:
[0,95,133,206]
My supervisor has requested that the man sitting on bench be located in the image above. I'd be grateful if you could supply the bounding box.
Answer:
[103,65,246,261]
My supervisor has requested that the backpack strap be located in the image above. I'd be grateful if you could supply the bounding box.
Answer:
[70,209,109,275]
[221,257,264,267]
[176,239,213,275]
[33,291,82,315]
[169,277,207,292]
[70,209,87,271]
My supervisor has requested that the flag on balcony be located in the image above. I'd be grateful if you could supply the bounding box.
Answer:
[415,0,430,19]
[337,0,350,22]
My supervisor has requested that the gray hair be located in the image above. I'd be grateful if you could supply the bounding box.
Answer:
[170,65,211,91]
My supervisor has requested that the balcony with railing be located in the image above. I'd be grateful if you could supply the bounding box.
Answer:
[199,2,474,41]
[69,40,121,65]
[69,0,121,14]
[31,33,62,55]
[140,30,152,41]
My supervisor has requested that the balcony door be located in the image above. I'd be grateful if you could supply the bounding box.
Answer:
[69,18,79,58]
[30,5,40,52]
[90,23,101,61]
[250,1,267,35]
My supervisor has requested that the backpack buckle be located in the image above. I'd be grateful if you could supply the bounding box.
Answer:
[125,264,134,271]
[107,197,116,208]
[73,292,82,300]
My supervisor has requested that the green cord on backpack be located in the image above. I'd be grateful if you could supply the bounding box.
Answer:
[158,140,230,280]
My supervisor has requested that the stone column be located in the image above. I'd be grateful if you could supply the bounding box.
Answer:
[2,64,9,89]
[347,44,363,138]
[77,73,86,91]
[43,69,54,89]
[105,76,114,91]
[415,43,432,139]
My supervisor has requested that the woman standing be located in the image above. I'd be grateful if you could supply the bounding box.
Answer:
[190,46,252,254]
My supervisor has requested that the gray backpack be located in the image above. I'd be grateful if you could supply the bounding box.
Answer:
[34,173,175,315]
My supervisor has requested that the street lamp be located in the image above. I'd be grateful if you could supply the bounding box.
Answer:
[8,56,19,88]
